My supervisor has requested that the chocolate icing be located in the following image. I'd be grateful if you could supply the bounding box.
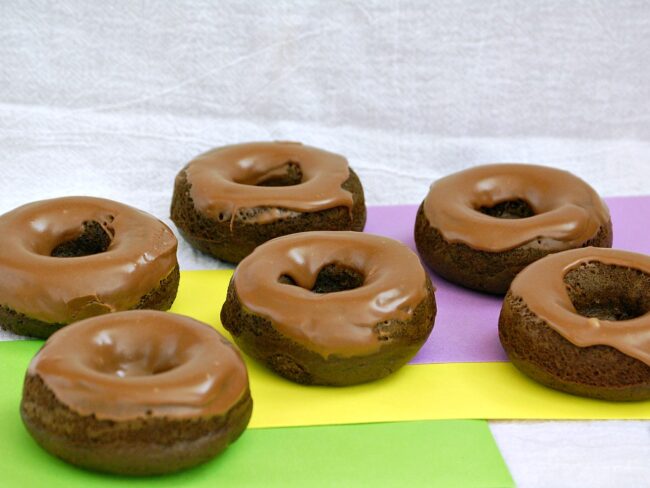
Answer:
[233,231,431,357]
[510,247,650,366]
[183,141,353,225]
[423,164,610,252]
[0,196,178,324]
[27,310,250,420]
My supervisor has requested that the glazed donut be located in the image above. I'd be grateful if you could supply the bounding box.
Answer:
[221,231,436,386]
[21,310,253,475]
[499,247,650,401]
[0,196,179,338]
[414,164,612,294]
[0,197,179,338]
[171,141,366,263]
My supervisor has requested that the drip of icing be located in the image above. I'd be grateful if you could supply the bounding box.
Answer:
[183,142,354,227]
[233,231,432,358]
[0,196,178,324]
[510,247,650,366]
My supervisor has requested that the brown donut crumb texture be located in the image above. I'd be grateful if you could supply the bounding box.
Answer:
[499,261,650,401]
[21,374,252,475]
[221,264,436,386]
[415,203,613,294]
[171,168,366,263]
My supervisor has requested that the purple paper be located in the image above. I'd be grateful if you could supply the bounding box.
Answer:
[365,196,650,364]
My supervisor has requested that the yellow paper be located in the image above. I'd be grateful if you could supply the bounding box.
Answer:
[171,270,650,427]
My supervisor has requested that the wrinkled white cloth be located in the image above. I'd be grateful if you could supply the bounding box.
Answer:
[1,1,650,486]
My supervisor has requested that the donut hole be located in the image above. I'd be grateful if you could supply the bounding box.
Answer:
[478,199,535,219]
[234,162,303,187]
[564,262,650,321]
[279,263,365,294]
[50,220,113,257]
[92,345,182,378]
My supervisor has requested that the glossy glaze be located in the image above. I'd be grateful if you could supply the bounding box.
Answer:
[423,164,610,251]
[28,311,250,420]
[0,196,178,324]
[183,141,353,224]
[510,247,650,366]
[233,231,431,357]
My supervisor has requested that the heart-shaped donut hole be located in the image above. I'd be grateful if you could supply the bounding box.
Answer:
[234,161,303,187]
[279,263,365,294]
[50,220,114,257]
[478,198,536,219]
[564,262,650,321]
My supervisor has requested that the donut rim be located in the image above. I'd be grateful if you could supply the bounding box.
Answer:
[222,276,436,386]
[0,196,179,326]
[222,231,437,385]
[183,142,354,214]
[21,311,253,475]
[499,248,650,401]
[170,167,366,263]
[414,205,613,295]
[420,163,610,252]
[414,164,613,294]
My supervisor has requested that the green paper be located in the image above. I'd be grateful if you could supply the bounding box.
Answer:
[0,342,512,487]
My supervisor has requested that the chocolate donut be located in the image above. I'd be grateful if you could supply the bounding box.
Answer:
[414,164,612,294]
[171,141,366,263]
[21,310,253,475]
[221,231,436,386]
[499,247,650,401]
[0,197,179,338]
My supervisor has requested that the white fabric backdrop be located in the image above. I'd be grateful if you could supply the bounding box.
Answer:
[2,1,650,486]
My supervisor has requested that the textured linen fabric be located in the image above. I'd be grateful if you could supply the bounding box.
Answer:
[1,1,649,486]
